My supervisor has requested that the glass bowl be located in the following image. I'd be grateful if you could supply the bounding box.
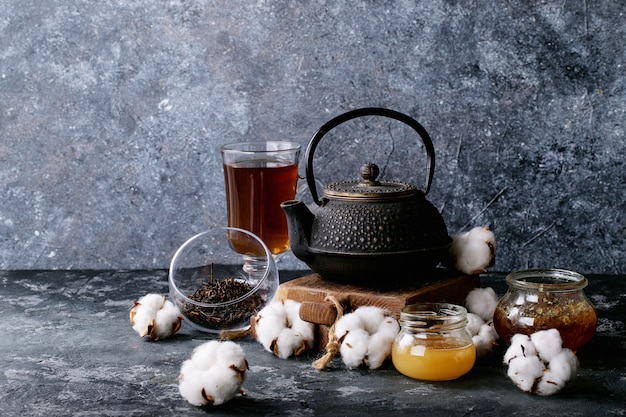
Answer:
[169,227,279,333]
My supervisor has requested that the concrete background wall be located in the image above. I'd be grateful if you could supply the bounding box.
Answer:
[1,0,624,274]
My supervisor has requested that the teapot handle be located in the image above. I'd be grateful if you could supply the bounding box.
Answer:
[305,107,436,206]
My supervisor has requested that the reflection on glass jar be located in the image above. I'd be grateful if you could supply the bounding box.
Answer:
[493,269,597,352]
[391,303,476,381]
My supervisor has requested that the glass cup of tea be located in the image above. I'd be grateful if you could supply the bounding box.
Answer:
[221,141,301,267]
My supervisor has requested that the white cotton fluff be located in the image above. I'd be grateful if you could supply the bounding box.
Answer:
[503,334,537,364]
[129,293,182,341]
[253,299,315,358]
[340,328,371,369]
[450,226,497,275]
[365,317,400,369]
[504,330,579,396]
[333,306,400,370]
[466,312,485,336]
[179,340,248,406]
[530,328,563,363]
[472,323,498,358]
[334,312,365,341]
[507,355,546,392]
[465,287,500,322]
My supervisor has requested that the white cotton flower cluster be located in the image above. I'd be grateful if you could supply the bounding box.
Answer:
[334,306,400,369]
[504,329,579,396]
[129,293,183,341]
[450,226,497,275]
[465,287,500,357]
[179,340,248,406]
[254,299,315,359]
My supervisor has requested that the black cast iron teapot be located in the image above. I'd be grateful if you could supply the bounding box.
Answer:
[281,107,451,287]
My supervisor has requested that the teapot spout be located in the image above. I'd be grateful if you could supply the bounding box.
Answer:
[281,200,315,264]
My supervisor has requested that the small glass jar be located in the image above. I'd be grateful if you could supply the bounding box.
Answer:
[493,268,597,352]
[391,303,476,381]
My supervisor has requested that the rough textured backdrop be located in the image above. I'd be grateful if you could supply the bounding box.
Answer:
[1,0,624,274]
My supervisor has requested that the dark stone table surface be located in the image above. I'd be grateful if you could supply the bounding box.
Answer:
[1,269,624,416]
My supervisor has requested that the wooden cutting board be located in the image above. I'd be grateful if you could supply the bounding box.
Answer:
[276,270,479,324]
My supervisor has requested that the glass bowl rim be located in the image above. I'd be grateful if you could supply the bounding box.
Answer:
[168,227,277,308]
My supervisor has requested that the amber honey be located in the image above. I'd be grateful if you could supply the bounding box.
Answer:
[392,338,476,381]
[493,269,597,352]
[392,303,476,381]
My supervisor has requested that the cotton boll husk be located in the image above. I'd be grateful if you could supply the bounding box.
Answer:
[530,329,564,363]
[353,306,386,335]
[507,355,545,392]
[466,312,485,336]
[340,328,370,369]
[465,287,499,322]
[334,312,365,341]
[504,334,537,364]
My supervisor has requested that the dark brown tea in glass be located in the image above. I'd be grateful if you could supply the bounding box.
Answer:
[221,141,300,258]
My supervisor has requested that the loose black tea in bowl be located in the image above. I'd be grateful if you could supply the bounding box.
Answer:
[181,278,265,329]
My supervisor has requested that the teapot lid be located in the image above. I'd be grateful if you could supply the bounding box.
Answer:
[324,163,417,200]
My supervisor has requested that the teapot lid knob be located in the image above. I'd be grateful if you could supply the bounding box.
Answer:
[360,163,380,185]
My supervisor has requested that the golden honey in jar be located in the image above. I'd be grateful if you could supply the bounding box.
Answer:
[493,268,597,352]
[392,303,476,381]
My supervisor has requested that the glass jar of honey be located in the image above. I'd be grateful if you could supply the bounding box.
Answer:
[493,268,597,352]
[391,303,476,381]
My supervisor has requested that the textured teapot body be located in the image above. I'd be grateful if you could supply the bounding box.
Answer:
[310,193,449,254]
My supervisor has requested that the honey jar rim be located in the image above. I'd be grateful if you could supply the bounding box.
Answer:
[505,268,588,292]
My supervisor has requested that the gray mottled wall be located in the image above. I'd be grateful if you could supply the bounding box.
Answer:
[1,0,624,274]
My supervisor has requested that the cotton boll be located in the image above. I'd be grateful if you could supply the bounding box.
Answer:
[472,323,498,358]
[365,328,396,369]
[334,312,365,341]
[466,312,485,336]
[129,294,182,341]
[275,328,303,359]
[254,313,285,353]
[376,316,400,339]
[199,364,245,406]
[465,287,499,322]
[507,355,545,393]
[340,328,370,369]
[450,226,497,275]
[253,299,315,358]
[150,300,183,340]
[504,334,537,364]
[535,348,579,396]
[530,329,563,363]
[178,341,247,407]
[353,306,386,335]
